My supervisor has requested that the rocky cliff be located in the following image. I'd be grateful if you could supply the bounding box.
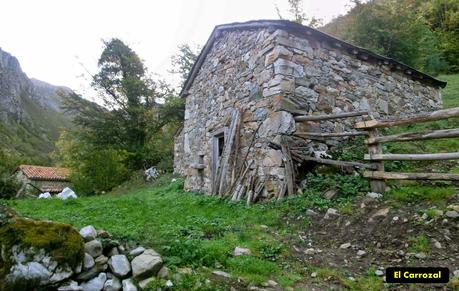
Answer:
[0,47,74,162]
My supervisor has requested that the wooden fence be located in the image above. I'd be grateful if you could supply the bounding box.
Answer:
[292,110,376,171]
[355,107,459,193]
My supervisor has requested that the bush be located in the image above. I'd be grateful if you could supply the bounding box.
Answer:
[0,177,19,199]
[71,148,130,195]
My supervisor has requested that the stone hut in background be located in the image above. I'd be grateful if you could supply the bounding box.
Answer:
[14,165,71,197]
[173,20,447,201]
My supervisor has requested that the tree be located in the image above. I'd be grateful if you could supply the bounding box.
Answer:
[321,0,454,75]
[276,0,322,27]
[61,38,186,186]
[170,44,200,87]
[54,131,129,195]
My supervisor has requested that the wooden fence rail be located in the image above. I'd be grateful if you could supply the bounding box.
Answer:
[357,106,459,193]
[293,110,373,171]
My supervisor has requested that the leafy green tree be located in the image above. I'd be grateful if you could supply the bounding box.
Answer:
[63,39,181,169]
[170,44,200,87]
[321,0,456,74]
[54,131,129,195]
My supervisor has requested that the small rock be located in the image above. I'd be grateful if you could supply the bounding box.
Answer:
[80,225,97,241]
[38,192,52,199]
[306,209,318,216]
[310,272,317,278]
[122,278,138,291]
[108,254,131,278]
[129,246,145,256]
[367,192,382,199]
[267,280,278,287]
[375,270,384,276]
[131,249,163,279]
[212,270,231,279]
[58,280,82,291]
[357,250,366,256]
[324,208,339,219]
[304,248,315,255]
[392,216,399,221]
[445,210,459,218]
[165,280,173,288]
[83,253,95,270]
[138,277,155,289]
[323,189,337,200]
[415,253,427,259]
[233,246,251,256]
[340,243,351,249]
[157,266,169,279]
[95,255,108,266]
[56,187,77,200]
[80,272,106,291]
[85,240,103,258]
[369,207,389,222]
[107,247,119,257]
[432,239,442,249]
[453,270,459,277]
[448,204,459,212]
[103,276,121,291]
[97,230,112,239]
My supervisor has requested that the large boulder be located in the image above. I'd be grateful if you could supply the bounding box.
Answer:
[0,205,84,290]
[131,249,163,280]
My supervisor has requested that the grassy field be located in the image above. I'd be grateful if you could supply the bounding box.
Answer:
[5,174,385,290]
[4,74,459,290]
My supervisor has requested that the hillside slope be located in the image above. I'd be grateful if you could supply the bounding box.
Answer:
[0,48,74,164]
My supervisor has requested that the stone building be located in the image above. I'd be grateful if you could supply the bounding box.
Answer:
[15,165,71,196]
[174,20,446,201]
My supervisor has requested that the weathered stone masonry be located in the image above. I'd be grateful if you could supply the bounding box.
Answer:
[174,20,446,200]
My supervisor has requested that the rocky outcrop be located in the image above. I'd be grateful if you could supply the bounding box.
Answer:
[0,48,78,159]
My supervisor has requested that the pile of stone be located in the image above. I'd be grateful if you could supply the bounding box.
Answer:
[59,225,167,291]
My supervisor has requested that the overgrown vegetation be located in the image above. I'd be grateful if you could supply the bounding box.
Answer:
[322,0,459,75]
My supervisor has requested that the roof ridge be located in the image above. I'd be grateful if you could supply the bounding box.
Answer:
[180,19,446,97]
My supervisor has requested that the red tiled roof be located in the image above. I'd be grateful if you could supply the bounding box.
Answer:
[18,165,71,182]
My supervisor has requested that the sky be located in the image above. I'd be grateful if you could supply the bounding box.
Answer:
[0,0,354,100]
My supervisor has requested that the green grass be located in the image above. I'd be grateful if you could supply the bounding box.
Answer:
[374,74,459,175]
[4,176,308,287]
[409,234,430,254]
[386,185,455,204]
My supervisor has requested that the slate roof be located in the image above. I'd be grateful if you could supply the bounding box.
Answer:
[180,19,446,97]
[18,165,71,182]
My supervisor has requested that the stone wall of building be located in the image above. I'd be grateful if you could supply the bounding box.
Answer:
[173,127,186,176]
[177,27,442,198]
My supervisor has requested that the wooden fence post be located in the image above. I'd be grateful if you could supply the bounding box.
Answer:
[367,128,386,193]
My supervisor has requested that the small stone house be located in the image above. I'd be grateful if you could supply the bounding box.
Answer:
[174,20,446,200]
[15,165,71,196]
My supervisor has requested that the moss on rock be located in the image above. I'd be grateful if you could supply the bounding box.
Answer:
[0,204,84,290]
